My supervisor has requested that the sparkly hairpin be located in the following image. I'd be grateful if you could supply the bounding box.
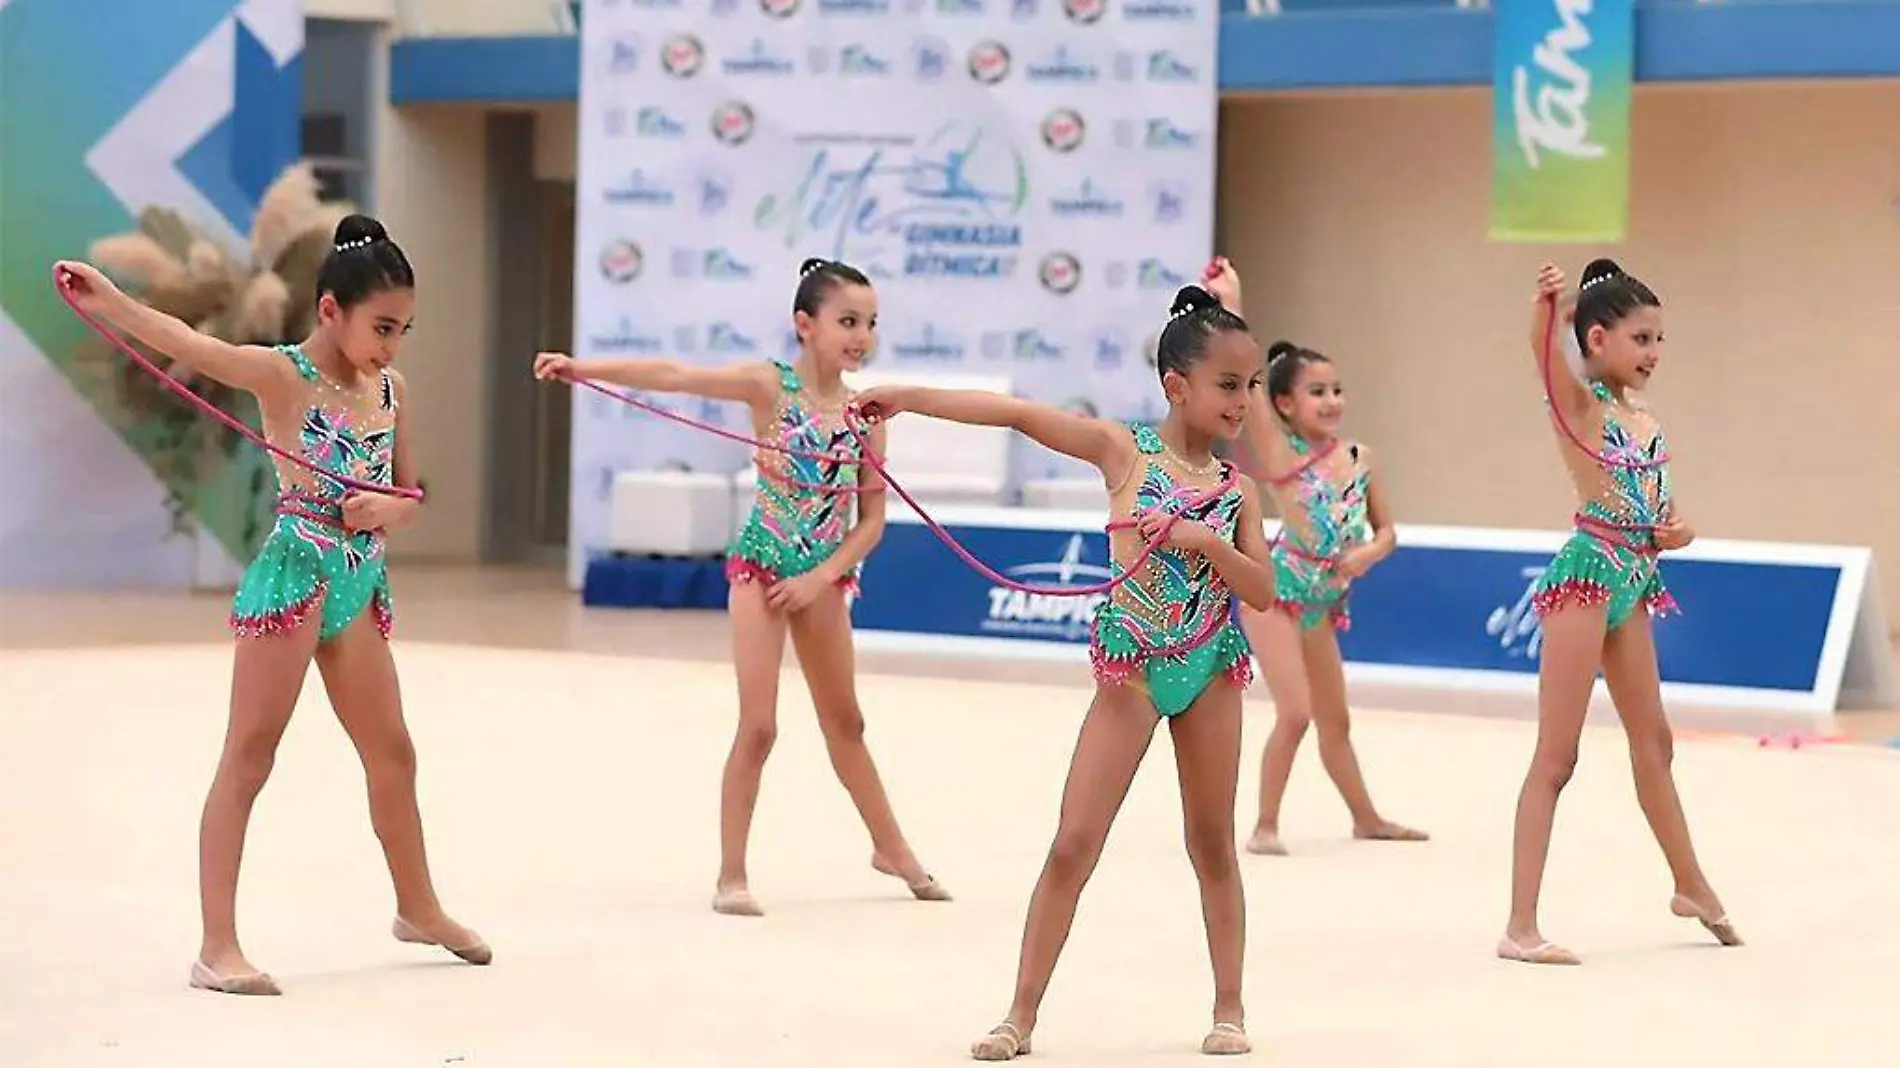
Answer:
[1579,272,1617,292]
[335,237,375,253]
[800,258,827,277]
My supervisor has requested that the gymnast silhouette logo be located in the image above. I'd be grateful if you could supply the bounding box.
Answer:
[1485,566,1549,660]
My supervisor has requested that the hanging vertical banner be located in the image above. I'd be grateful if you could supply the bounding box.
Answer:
[569,0,1219,586]
[1490,0,1634,242]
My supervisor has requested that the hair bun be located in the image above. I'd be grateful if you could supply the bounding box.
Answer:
[1266,340,1298,363]
[334,213,388,250]
[1169,284,1216,318]
[1579,258,1623,288]
[799,257,829,277]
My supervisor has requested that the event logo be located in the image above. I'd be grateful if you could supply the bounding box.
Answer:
[1145,49,1200,83]
[1485,567,1549,659]
[820,0,893,11]
[753,121,1030,281]
[1062,0,1106,25]
[760,0,802,15]
[599,240,643,283]
[1120,118,1199,150]
[602,171,676,207]
[1048,178,1123,219]
[673,247,759,279]
[1010,329,1065,362]
[698,172,734,215]
[1123,0,1196,20]
[1137,258,1184,290]
[1040,109,1086,153]
[838,44,894,76]
[1038,252,1081,294]
[614,0,687,8]
[888,323,968,363]
[1090,329,1128,370]
[935,0,987,13]
[1510,0,1607,169]
[705,321,761,354]
[984,534,1114,641]
[711,101,757,146]
[1148,180,1186,224]
[723,38,797,77]
[914,38,952,80]
[632,106,688,139]
[661,34,705,78]
[588,316,666,354]
[968,41,1011,84]
[605,36,641,75]
[1025,45,1099,84]
[1013,0,1041,18]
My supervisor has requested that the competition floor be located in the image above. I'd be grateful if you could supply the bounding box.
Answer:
[3,566,1897,1067]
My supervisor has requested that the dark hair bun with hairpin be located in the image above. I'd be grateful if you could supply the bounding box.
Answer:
[1169,284,1218,318]
[1266,340,1299,363]
[333,213,388,249]
[1580,257,1622,289]
[798,257,829,277]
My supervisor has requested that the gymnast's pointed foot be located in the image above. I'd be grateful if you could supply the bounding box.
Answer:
[873,852,952,902]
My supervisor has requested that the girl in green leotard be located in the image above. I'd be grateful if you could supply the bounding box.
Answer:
[854,284,1277,1060]
[55,215,488,996]
[532,258,945,918]
[1500,259,1738,966]
[1210,257,1426,858]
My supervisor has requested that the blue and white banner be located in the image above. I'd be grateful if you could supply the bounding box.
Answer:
[569,0,1218,584]
[854,509,1896,717]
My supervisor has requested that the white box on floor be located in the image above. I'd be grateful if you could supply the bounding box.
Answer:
[607,470,733,556]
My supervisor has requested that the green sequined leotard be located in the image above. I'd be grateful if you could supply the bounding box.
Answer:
[1090,424,1254,717]
[1531,379,1679,630]
[725,359,863,593]
[229,345,397,643]
[1269,433,1372,631]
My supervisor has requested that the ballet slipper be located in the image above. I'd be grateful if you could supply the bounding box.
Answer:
[1670,893,1742,946]
[1244,829,1287,856]
[712,886,765,917]
[971,1021,1032,1060]
[392,915,493,965]
[1496,936,1580,966]
[1353,821,1429,843]
[1200,1021,1252,1056]
[188,959,282,996]
[872,854,952,902]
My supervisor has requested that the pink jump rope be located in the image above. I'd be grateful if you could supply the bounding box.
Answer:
[54,266,424,502]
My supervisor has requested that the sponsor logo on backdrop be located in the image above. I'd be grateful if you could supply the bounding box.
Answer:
[968,40,1011,83]
[1090,329,1128,370]
[659,34,704,78]
[982,329,1065,362]
[672,247,759,280]
[1123,0,1195,20]
[603,171,676,207]
[711,101,757,146]
[1040,109,1086,152]
[609,0,687,9]
[1062,0,1106,25]
[1485,568,1549,659]
[1138,258,1185,290]
[837,44,894,76]
[888,323,968,363]
[914,38,952,80]
[1026,44,1098,84]
[820,0,893,11]
[984,534,1113,641]
[1145,50,1200,82]
[935,0,987,14]
[1048,179,1123,218]
[606,105,688,139]
[1149,180,1186,224]
[1117,118,1200,150]
[1013,0,1040,18]
[599,240,643,283]
[1038,252,1081,294]
[605,36,640,75]
[760,0,802,15]
[724,38,797,77]
[589,316,665,354]
[698,172,734,215]
[704,321,761,355]
[754,121,1029,281]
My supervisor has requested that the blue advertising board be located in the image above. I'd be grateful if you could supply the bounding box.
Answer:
[853,509,1894,717]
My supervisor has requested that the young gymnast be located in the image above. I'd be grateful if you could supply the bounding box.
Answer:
[1198,261,1425,856]
[853,284,1276,1059]
[531,257,946,916]
[55,215,489,996]
[1500,259,1738,965]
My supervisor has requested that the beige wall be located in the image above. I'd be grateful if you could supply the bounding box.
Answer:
[305,0,395,21]
[376,104,492,560]
[404,0,564,36]
[1218,79,1900,619]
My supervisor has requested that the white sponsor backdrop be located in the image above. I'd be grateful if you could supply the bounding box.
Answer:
[570,0,1217,585]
